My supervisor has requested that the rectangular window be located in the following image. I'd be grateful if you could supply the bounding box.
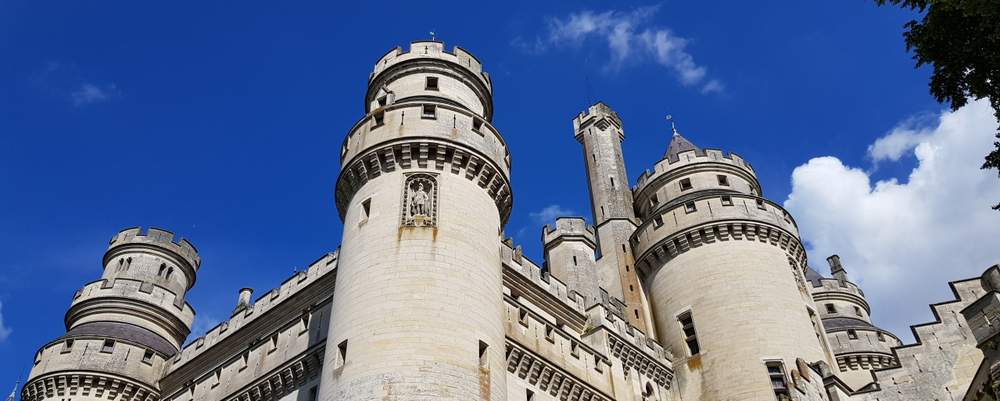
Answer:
[877,332,886,342]
[142,349,155,364]
[847,330,858,340]
[609,176,615,189]
[544,325,555,342]
[361,198,372,220]
[472,118,483,132]
[756,199,767,210]
[653,215,664,227]
[61,339,74,354]
[854,306,863,317]
[685,201,697,213]
[679,178,693,191]
[376,95,387,107]
[422,104,436,119]
[479,340,490,369]
[425,76,439,90]
[721,196,733,206]
[336,339,348,369]
[678,312,700,356]
[766,361,791,401]
[825,303,836,314]
[372,110,385,127]
[101,339,115,354]
[717,175,730,186]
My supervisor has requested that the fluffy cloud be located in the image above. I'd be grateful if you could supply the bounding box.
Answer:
[784,99,1000,341]
[529,204,577,225]
[71,83,118,106]
[515,7,722,94]
[0,301,12,342]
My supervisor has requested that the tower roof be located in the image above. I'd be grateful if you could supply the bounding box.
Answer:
[664,131,700,161]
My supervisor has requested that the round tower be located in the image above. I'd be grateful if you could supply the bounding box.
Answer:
[631,132,828,401]
[809,255,901,390]
[22,227,200,401]
[320,41,512,401]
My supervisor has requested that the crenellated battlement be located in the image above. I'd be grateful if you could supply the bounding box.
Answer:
[573,102,623,140]
[586,303,674,368]
[542,217,597,250]
[370,41,491,93]
[167,251,338,371]
[70,278,196,327]
[634,148,757,195]
[108,227,200,270]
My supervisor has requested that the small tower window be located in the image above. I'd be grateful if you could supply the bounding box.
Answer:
[765,361,791,401]
[372,110,385,127]
[847,330,858,339]
[361,198,372,220]
[679,178,692,191]
[425,76,439,90]
[854,306,863,317]
[159,263,167,277]
[684,201,697,213]
[101,339,115,353]
[478,340,490,369]
[421,104,436,119]
[721,196,733,206]
[678,312,700,356]
[336,339,348,369]
[650,194,659,207]
[877,332,886,342]
[142,349,155,364]
[717,175,729,186]
[825,303,836,314]
[166,267,174,280]
[376,95,388,107]
[653,215,664,227]
[61,339,74,354]
[756,199,767,210]
[526,389,535,401]
[472,118,483,133]
[609,176,616,189]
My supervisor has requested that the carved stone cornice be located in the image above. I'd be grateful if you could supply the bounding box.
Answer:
[22,372,157,401]
[505,341,613,401]
[223,346,324,401]
[607,334,673,388]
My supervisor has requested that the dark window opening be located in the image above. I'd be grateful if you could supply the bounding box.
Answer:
[766,361,791,401]
[422,104,436,119]
[679,178,692,191]
[717,175,729,186]
[425,76,439,90]
[678,312,700,355]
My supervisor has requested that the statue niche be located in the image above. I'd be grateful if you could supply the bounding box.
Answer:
[400,173,438,227]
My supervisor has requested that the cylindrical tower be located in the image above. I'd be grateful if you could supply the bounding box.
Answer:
[22,227,200,401]
[631,133,828,401]
[321,41,512,401]
[810,255,902,390]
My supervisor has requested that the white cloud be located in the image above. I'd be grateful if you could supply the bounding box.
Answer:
[529,204,577,225]
[0,300,12,342]
[784,99,1000,341]
[71,83,118,106]
[517,7,722,94]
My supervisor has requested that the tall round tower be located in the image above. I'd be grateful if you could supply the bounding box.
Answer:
[631,132,829,401]
[809,255,901,390]
[22,227,200,401]
[320,41,512,401]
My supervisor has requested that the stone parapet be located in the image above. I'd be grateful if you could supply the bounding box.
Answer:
[633,148,757,196]
[68,278,195,344]
[542,217,597,251]
[107,227,200,272]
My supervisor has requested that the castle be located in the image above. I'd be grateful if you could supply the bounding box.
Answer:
[19,41,1000,401]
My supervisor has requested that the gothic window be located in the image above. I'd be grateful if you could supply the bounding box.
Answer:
[400,173,439,227]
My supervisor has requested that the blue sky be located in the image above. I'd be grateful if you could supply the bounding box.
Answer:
[2,0,999,386]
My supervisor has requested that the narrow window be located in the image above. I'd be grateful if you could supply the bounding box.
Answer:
[159,263,167,277]
[61,339,74,354]
[372,110,385,127]
[361,198,372,219]
[717,175,729,186]
[756,199,766,210]
[685,202,697,213]
[425,76,439,90]
[766,361,791,401]
[679,178,692,191]
[854,306,863,317]
[142,349,154,364]
[650,194,659,206]
[609,176,615,189]
[653,215,664,227]
[721,196,733,206]
[629,284,634,292]
[422,104,436,119]
[544,325,555,342]
[678,312,700,355]
[825,303,836,314]
[478,340,490,369]
[572,256,577,266]
[847,330,858,340]
[634,309,639,319]
[336,339,348,368]
[126,257,132,269]
[101,339,115,353]
[376,95,387,107]
[472,118,483,133]
[570,342,580,358]
[877,332,886,342]
[166,267,173,280]
[526,389,535,401]
[308,387,318,401]
[625,265,630,272]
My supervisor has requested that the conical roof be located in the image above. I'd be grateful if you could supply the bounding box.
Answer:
[664,132,700,161]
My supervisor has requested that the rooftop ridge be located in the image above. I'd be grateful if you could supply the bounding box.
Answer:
[108,227,200,270]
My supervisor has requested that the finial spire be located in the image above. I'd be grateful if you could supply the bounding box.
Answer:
[429,30,437,41]
[666,114,679,136]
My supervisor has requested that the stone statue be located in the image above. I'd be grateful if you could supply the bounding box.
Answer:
[410,182,430,218]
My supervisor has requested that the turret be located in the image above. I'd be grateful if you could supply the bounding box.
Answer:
[542,217,601,306]
[321,41,511,401]
[573,102,650,331]
[809,256,902,390]
[22,227,200,401]
[635,130,829,401]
